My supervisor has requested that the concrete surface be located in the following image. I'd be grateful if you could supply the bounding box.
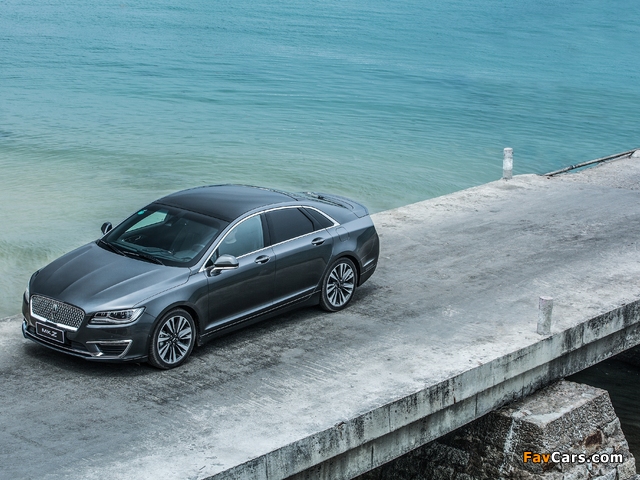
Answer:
[3,155,640,479]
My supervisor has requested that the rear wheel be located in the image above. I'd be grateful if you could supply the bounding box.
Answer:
[148,308,196,369]
[320,258,358,312]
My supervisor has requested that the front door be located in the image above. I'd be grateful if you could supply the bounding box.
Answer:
[204,214,275,332]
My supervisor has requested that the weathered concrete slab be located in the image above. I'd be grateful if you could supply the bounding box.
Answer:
[3,155,640,480]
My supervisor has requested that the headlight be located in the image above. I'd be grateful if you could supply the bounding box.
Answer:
[89,308,145,325]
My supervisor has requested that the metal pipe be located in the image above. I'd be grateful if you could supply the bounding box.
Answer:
[544,148,639,177]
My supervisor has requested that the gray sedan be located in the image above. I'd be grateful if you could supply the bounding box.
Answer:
[22,185,379,369]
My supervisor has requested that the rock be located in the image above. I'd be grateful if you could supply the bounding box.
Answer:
[356,381,636,480]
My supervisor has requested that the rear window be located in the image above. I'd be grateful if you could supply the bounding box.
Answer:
[303,208,335,229]
[266,208,314,245]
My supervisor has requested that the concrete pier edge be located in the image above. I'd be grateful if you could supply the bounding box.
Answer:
[213,301,640,479]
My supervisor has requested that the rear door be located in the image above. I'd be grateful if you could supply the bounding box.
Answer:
[266,207,334,305]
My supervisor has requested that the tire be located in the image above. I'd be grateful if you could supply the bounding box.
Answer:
[148,308,196,369]
[320,257,358,312]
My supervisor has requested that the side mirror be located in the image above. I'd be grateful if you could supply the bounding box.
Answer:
[213,254,239,270]
[101,222,113,235]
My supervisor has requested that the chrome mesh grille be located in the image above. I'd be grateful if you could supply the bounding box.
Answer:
[31,295,85,330]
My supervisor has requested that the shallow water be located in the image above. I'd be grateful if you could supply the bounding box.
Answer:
[3,0,640,316]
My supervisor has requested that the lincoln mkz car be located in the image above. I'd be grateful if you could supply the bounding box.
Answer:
[22,185,379,369]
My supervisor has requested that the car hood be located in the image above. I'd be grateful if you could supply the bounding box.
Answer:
[31,242,190,313]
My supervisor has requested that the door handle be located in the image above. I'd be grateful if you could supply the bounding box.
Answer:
[255,255,270,264]
[311,237,325,246]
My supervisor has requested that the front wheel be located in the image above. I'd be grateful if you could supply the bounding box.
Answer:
[320,258,358,312]
[148,308,196,369]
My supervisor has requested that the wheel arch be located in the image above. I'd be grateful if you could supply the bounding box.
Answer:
[147,302,202,347]
[327,252,362,286]
[339,253,361,284]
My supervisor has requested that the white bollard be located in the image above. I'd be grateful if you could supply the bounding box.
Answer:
[503,148,513,180]
[537,297,553,335]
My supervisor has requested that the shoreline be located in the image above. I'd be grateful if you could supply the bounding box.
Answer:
[3,149,638,320]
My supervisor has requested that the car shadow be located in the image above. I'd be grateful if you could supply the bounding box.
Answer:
[21,341,154,377]
[20,284,377,376]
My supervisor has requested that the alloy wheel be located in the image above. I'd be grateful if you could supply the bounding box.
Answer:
[157,314,193,364]
[324,260,356,310]
[149,309,196,369]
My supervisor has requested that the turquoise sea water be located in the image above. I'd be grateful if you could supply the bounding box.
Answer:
[1,0,639,317]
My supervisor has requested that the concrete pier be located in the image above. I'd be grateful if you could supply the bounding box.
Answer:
[357,381,638,479]
[3,154,640,479]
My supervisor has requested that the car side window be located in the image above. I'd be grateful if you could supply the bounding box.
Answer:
[217,215,265,258]
[266,208,314,245]
[303,208,334,229]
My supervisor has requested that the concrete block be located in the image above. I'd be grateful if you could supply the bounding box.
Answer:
[603,419,622,438]
[357,381,636,480]
[538,297,553,335]
[592,470,616,480]
[454,474,474,480]
[619,457,637,480]
[562,465,590,480]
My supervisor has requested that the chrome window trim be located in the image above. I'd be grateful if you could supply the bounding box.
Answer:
[235,245,271,260]
[199,205,339,273]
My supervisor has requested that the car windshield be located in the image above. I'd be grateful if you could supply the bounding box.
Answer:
[101,204,228,267]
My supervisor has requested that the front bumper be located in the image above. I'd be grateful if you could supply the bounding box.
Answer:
[22,298,150,362]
